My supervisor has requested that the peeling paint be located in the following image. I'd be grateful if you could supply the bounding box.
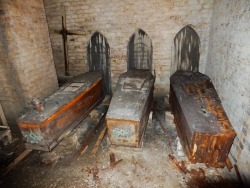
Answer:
[23,130,43,144]
[111,128,132,141]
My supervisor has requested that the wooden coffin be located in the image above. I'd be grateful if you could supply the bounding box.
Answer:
[169,71,236,167]
[106,70,155,147]
[17,72,104,151]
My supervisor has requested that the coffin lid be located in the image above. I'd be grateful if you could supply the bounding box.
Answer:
[17,72,103,124]
[106,70,154,121]
[170,70,235,135]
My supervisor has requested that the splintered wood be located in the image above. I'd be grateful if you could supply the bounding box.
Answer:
[90,126,107,155]
[168,155,207,188]
[109,153,122,168]
[3,149,32,176]
[78,114,106,156]
[109,153,116,166]
[169,71,236,168]
[0,103,12,144]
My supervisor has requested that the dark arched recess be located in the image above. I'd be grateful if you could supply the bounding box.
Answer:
[87,32,111,94]
[127,29,153,71]
[173,25,200,72]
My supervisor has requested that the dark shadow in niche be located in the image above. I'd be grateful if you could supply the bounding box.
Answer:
[172,25,200,73]
[87,32,111,95]
[127,29,153,71]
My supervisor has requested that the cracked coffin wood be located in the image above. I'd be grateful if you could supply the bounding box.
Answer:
[17,72,104,151]
[169,70,236,168]
[106,70,155,147]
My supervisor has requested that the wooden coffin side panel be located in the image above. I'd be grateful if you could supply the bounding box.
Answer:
[18,78,104,151]
[106,119,139,147]
[191,132,236,168]
[169,85,193,156]
[138,86,154,140]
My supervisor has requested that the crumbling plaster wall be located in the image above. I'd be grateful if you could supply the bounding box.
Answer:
[0,0,58,132]
[44,0,214,95]
[205,0,250,183]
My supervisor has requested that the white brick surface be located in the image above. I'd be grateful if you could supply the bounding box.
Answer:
[0,0,58,127]
[1,0,250,183]
[44,0,214,96]
[206,0,250,183]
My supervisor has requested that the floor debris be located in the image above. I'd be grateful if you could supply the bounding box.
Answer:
[78,107,108,157]
[3,149,33,177]
[109,152,116,166]
[90,124,107,155]
[108,152,123,168]
[0,97,243,188]
[234,164,244,187]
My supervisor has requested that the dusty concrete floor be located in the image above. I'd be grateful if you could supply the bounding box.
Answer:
[0,97,242,188]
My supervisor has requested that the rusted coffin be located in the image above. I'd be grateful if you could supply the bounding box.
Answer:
[17,72,104,151]
[106,70,155,147]
[169,71,236,167]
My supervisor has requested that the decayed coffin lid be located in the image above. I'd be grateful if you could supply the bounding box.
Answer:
[106,70,154,121]
[170,70,236,167]
[17,71,103,151]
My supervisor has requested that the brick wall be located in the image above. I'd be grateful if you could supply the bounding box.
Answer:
[205,0,250,183]
[0,0,58,132]
[0,0,249,182]
[44,0,214,96]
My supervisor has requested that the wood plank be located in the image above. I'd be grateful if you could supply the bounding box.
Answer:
[61,5,69,76]
[225,157,233,172]
[109,152,116,166]
[3,149,32,176]
[0,103,9,128]
[90,126,107,155]
[0,103,12,143]
[109,153,123,168]
[78,113,106,155]
[0,129,10,140]
[0,126,9,128]
[234,165,244,187]
[67,30,86,35]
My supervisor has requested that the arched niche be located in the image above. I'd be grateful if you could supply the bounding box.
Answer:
[172,25,200,73]
[87,32,111,94]
[127,29,153,71]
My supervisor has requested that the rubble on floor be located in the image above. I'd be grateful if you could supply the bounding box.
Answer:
[0,97,243,188]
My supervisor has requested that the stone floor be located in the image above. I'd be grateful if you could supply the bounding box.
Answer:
[0,97,242,188]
